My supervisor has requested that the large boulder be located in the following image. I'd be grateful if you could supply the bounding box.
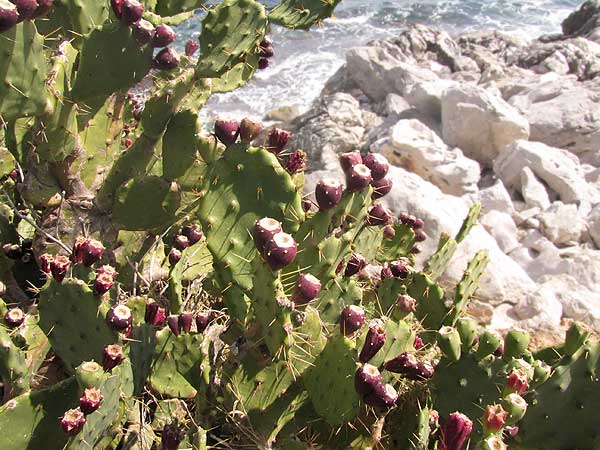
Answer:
[371,119,480,195]
[441,85,530,167]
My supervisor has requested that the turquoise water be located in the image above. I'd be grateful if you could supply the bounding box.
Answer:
[183,0,580,121]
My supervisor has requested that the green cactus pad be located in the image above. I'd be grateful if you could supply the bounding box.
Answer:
[304,335,359,425]
[437,326,462,362]
[376,223,416,262]
[211,57,260,93]
[449,250,489,324]
[313,277,362,324]
[196,0,267,77]
[61,0,110,40]
[455,203,481,244]
[503,330,530,360]
[148,327,204,398]
[408,273,448,332]
[0,22,48,122]
[128,324,157,394]
[424,233,458,281]
[0,146,17,179]
[0,325,29,396]
[269,0,343,30]
[357,317,414,368]
[38,279,118,371]
[564,322,590,356]
[156,0,206,16]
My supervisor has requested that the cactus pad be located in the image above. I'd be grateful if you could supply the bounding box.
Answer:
[269,0,343,30]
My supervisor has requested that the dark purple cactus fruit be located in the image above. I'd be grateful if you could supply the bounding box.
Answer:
[195,312,210,333]
[13,0,38,21]
[179,312,194,334]
[315,178,343,211]
[0,1,19,32]
[239,118,263,143]
[363,383,398,408]
[106,305,132,331]
[70,237,86,264]
[60,408,86,436]
[345,164,372,192]
[96,265,118,278]
[152,24,176,48]
[182,224,203,245]
[4,307,25,328]
[253,217,282,254]
[291,274,321,306]
[380,264,394,280]
[39,253,53,273]
[267,128,290,154]
[371,177,393,200]
[415,229,427,242]
[354,364,382,396]
[339,151,362,172]
[260,44,274,58]
[414,335,424,350]
[145,301,159,323]
[384,352,418,374]
[383,225,396,239]
[359,320,387,363]
[410,245,421,255]
[82,239,105,267]
[167,315,180,336]
[400,212,424,230]
[111,0,123,18]
[339,305,365,336]
[153,47,180,71]
[390,259,412,279]
[506,369,528,395]
[344,253,366,277]
[494,342,505,357]
[483,404,508,434]
[439,412,473,450]
[363,153,390,181]
[264,232,297,270]
[120,0,143,25]
[33,0,52,17]
[50,255,71,283]
[162,423,183,450]
[79,387,104,415]
[174,235,189,251]
[430,409,440,432]
[396,294,416,314]
[504,425,519,438]
[2,243,21,259]
[168,248,182,265]
[214,119,240,146]
[258,57,269,69]
[102,344,124,372]
[185,39,199,56]
[416,360,435,379]
[94,273,115,296]
[132,19,154,46]
[285,149,307,174]
[8,168,19,182]
[367,204,394,227]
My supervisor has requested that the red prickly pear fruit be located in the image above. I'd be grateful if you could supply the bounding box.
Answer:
[367,204,394,226]
[291,274,321,306]
[168,248,182,265]
[162,423,183,450]
[267,128,290,154]
[239,118,263,143]
[371,177,393,200]
[390,259,412,279]
[359,320,387,363]
[302,198,314,212]
[124,138,133,148]
[253,217,282,254]
[106,305,132,331]
[504,425,519,438]
[363,153,390,181]
[430,410,440,430]
[439,412,473,450]
[413,217,425,229]
[339,305,365,336]
[145,300,159,323]
[152,24,176,48]
[415,229,427,242]
[120,0,143,25]
[82,239,105,266]
[33,0,52,17]
[339,151,362,172]
[345,164,372,192]
[260,36,273,48]
[483,404,508,434]
[60,408,86,436]
[4,307,25,328]
[285,149,307,174]
[102,344,124,371]
[410,245,421,254]
[94,273,115,295]
[344,253,366,277]
[260,45,274,58]
[363,383,398,408]
[400,212,424,229]
[96,265,118,278]
[0,1,19,32]
[354,364,382,396]
[258,57,269,69]
[214,119,240,146]
[396,294,416,316]
[494,342,505,357]
[13,0,38,22]
[50,255,71,283]
[111,0,123,18]
[79,387,104,415]
[383,225,396,239]
[380,264,394,280]
[315,179,343,211]
[195,312,210,333]
[167,315,180,336]
[39,253,53,273]
[153,47,180,70]
[505,369,528,395]
[384,351,418,374]
[179,312,193,334]
[174,235,189,251]
[132,19,155,45]
[181,224,203,244]
[263,232,297,270]
[416,360,435,379]
[71,237,86,264]
[185,39,199,56]
[414,335,424,350]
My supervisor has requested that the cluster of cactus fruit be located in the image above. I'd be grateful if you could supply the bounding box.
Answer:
[0,0,599,449]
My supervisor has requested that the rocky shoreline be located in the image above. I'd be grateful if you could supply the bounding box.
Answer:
[280,1,600,340]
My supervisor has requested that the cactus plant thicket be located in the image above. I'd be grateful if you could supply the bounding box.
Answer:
[0,1,598,450]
